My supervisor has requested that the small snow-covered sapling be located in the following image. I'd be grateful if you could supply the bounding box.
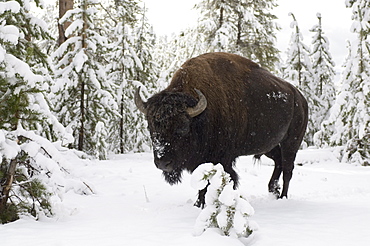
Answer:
[191,163,258,238]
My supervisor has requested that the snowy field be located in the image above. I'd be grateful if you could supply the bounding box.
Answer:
[2,149,370,246]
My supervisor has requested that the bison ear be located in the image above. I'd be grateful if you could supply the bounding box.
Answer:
[134,87,148,115]
[186,89,207,118]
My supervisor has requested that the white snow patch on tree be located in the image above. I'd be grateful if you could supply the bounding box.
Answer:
[0,1,20,15]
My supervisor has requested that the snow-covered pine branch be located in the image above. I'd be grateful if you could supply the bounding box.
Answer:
[192,163,258,238]
[0,0,92,223]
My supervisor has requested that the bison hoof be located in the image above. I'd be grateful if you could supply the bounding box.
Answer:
[269,191,280,199]
[269,182,281,199]
[279,194,288,199]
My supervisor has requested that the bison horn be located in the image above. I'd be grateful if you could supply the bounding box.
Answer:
[134,87,148,115]
[187,89,207,117]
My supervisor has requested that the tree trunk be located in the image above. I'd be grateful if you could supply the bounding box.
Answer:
[119,10,126,154]
[219,6,224,28]
[236,12,243,46]
[58,0,74,46]
[119,96,124,154]
[78,74,85,151]
[0,159,17,215]
[78,0,88,151]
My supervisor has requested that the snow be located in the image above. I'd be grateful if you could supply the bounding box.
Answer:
[0,1,20,15]
[0,130,20,160]
[5,53,44,85]
[59,7,82,25]
[73,49,88,73]
[0,25,19,45]
[65,19,84,38]
[266,91,288,102]
[191,162,214,190]
[152,137,170,159]
[2,149,370,245]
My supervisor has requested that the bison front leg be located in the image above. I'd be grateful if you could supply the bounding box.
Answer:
[194,185,208,208]
[194,162,239,208]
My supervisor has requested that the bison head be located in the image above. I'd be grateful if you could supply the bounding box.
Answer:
[135,87,207,184]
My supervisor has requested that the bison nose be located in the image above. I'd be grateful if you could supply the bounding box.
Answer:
[155,159,173,172]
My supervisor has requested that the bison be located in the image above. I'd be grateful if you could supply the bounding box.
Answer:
[135,52,308,207]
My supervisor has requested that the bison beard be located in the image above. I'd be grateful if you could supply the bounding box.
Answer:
[163,170,183,185]
[135,52,308,208]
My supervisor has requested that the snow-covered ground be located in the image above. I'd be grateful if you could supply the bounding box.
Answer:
[2,149,370,246]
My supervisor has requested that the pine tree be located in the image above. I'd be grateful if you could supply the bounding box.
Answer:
[52,0,118,159]
[153,28,206,92]
[282,13,313,146]
[233,0,280,71]
[105,0,156,153]
[194,0,280,71]
[192,163,257,238]
[130,4,158,152]
[282,13,312,87]
[0,0,69,144]
[309,13,336,146]
[0,0,85,223]
[195,0,235,52]
[318,0,370,165]
[316,41,353,146]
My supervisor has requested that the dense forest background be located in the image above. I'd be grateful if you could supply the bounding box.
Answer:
[0,0,369,223]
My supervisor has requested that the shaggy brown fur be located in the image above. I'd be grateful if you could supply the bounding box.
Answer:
[136,52,308,207]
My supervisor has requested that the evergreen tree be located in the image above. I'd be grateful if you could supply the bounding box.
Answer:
[308,13,336,146]
[192,163,257,238]
[52,0,118,159]
[282,13,313,146]
[194,0,280,71]
[316,41,355,147]
[105,0,156,153]
[153,29,206,91]
[130,4,158,151]
[282,13,312,88]
[233,0,280,70]
[0,0,85,223]
[318,0,370,165]
[195,0,236,52]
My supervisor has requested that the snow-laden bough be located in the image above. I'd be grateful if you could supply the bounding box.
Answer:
[192,163,259,238]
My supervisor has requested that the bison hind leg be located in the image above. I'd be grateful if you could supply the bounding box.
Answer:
[264,145,283,198]
[269,179,281,198]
